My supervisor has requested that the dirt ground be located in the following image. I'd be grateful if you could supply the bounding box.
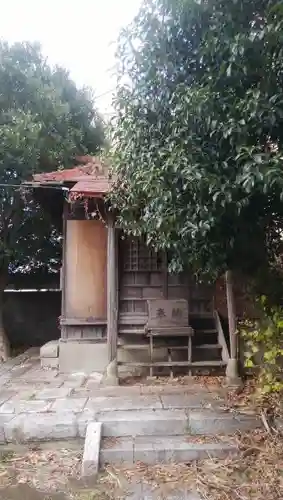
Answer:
[0,376,281,499]
[0,429,282,500]
[0,442,112,500]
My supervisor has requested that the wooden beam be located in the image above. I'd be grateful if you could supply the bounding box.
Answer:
[225,270,242,385]
[60,318,106,326]
[61,201,68,339]
[162,251,168,299]
[107,213,118,362]
[225,270,237,359]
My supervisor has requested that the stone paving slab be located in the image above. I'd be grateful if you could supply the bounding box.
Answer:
[85,395,163,412]
[50,397,88,413]
[98,409,189,437]
[77,409,98,438]
[101,436,238,465]
[140,384,209,395]
[62,375,87,389]
[0,399,51,414]
[0,415,15,443]
[100,436,135,465]
[4,413,78,442]
[34,388,73,400]
[10,390,36,401]
[0,391,15,406]
[189,410,260,434]
[84,384,142,396]
[160,393,224,410]
[9,365,32,379]
[0,350,262,447]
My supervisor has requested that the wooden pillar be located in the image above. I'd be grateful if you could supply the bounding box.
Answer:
[225,270,241,385]
[61,201,68,339]
[162,251,168,299]
[107,213,118,364]
[225,270,237,359]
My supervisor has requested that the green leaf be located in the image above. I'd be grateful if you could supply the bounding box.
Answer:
[245,359,254,368]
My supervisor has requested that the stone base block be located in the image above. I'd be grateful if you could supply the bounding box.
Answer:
[99,409,189,437]
[100,436,238,466]
[59,341,108,374]
[4,413,78,443]
[40,340,59,359]
[81,422,102,477]
[41,358,59,369]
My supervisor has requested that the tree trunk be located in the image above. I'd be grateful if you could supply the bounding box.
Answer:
[0,272,10,362]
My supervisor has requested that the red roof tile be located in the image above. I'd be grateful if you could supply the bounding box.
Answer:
[69,179,111,200]
[33,157,108,183]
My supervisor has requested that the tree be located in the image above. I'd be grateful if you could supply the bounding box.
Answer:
[111,0,283,286]
[0,41,105,359]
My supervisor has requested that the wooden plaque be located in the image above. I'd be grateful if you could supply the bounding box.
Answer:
[147,299,189,328]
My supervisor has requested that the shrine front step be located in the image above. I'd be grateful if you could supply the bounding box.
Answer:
[100,435,238,466]
[98,408,261,438]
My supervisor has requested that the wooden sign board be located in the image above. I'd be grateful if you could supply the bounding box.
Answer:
[147,299,189,328]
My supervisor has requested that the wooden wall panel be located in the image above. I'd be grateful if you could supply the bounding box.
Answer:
[65,220,107,319]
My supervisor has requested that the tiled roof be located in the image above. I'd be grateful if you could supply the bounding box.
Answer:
[69,178,111,200]
[33,157,108,183]
[31,156,112,198]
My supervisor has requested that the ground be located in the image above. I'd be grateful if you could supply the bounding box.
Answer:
[0,431,281,500]
[0,348,258,444]
[0,348,281,499]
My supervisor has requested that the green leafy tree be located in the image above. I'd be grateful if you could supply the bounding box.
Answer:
[0,41,104,359]
[111,0,283,284]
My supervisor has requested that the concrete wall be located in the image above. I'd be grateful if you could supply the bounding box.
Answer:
[3,291,60,348]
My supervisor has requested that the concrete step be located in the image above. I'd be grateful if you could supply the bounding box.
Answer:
[100,435,238,465]
[97,409,260,437]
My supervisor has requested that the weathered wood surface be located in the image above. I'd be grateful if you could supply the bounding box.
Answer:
[107,213,118,362]
[61,201,68,339]
[60,318,107,326]
[214,310,230,362]
[147,299,189,328]
[65,219,107,320]
[225,270,237,360]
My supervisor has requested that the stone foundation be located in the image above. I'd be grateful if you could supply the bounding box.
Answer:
[40,339,195,376]
[59,340,109,374]
[40,339,110,374]
[40,340,59,369]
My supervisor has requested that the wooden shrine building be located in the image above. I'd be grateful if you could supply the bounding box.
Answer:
[27,157,239,383]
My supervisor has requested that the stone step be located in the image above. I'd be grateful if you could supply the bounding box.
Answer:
[97,408,260,438]
[100,435,238,465]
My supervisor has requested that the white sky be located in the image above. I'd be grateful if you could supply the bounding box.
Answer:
[0,0,142,118]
